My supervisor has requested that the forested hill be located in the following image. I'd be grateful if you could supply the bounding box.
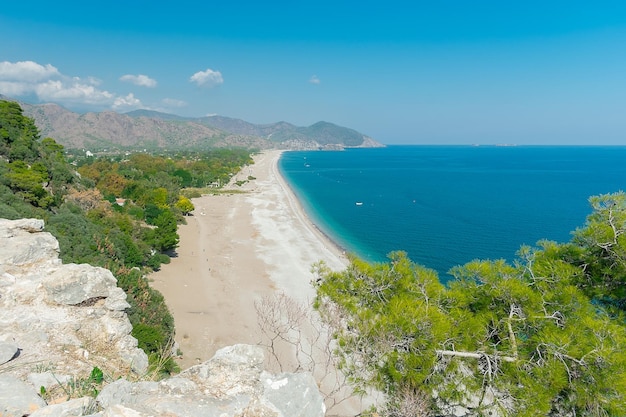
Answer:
[7,96,383,151]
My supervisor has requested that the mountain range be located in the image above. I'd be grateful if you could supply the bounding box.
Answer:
[2,96,383,151]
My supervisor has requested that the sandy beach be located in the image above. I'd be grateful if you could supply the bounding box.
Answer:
[150,150,348,369]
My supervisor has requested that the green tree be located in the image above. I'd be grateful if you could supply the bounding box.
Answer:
[6,160,53,208]
[144,203,164,225]
[98,172,128,197]
[172,168,193,187]
[314,250,626,416]
[152,210,179,251]
[0,100,40,162]
[567,192,626,312]
[40,137,74,186]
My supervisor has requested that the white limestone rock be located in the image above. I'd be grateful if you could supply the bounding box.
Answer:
[0,218,59,270]
[0,218,148,380]
[29,397,94,417]
[43,263,118,306]
[97,344,325,417]
[27,372,72,391]
[0,374,47,417]
[0,341,19,365]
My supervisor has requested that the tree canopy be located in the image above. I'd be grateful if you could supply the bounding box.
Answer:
[0,100,40,162]
[315,191,626,416]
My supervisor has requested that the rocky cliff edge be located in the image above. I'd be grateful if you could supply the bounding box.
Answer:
[0,218,325,417]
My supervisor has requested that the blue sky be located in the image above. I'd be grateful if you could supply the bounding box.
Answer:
[1,1,626,144]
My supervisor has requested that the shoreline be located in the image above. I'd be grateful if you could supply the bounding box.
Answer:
[271,150,350,270]
[150,150,348,369]
[274,153,353,259]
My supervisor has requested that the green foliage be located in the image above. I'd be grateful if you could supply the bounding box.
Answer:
[0,103,74,209]
[172,168,193,187]
[46,205,108,265]
[567,192,626,312]
[132,323,165,353]
[0,183,45,219]
[147,253,170,270]
[315,247,626,415]
[151,210,179,251]
[40,137,75,190]
[132,321,181,375]
[116,267,175,376]
[39,366,107,403]
[78,148,253,196]
[5,160,53,207]
[126,204,145,220]
[144,203,164,225]
[314,253,448,397]
[89,366,104,384]
[0,100,40,162]
[174,195,194,215]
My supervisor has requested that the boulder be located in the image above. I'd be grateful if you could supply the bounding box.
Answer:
[262,371,325,417]
[0,218,59,268]
[29,397,94,417]
[97,344,325,417]
[0,374,47,417]
[43,263,119,306]
[0,218,44,237]
[0,341,19,365]
[27,372,72,391]
[0,218,148,381]
[101,403,150,417]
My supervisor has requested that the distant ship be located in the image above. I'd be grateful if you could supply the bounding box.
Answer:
[355,202,363,206]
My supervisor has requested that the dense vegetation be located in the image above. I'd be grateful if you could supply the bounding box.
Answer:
[0,100,254,374]
[314,192,626,416]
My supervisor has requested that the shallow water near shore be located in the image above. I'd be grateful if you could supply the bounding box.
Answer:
[279,145,626,282]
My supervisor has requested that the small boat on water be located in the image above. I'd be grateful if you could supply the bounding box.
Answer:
[355,202,363,206]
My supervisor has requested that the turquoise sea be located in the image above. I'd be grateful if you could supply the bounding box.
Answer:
[278,146,626,282]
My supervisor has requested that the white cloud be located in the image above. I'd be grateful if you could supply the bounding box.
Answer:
[86,76,103,86]
[120,74,157,88]
[0,80,32,96]
[0,60,60,82]
[112,93,143,110]
[35,79,114,104]
[309,75,321,85]
[0,60,144,111]
[162,98,187,108]
[189,68,223,88]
